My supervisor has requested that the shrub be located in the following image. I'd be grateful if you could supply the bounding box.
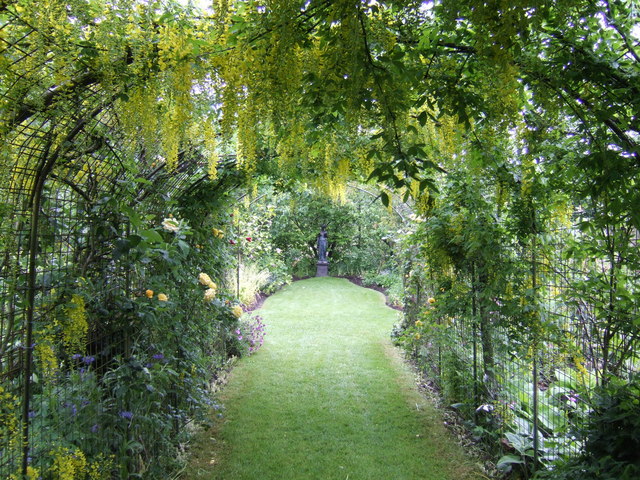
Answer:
[535,374,640,480]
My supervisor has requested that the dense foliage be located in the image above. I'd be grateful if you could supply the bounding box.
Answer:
[0,0,638,478]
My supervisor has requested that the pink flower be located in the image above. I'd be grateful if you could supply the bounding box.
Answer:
[246,237,252,242]
[230,240,236,245]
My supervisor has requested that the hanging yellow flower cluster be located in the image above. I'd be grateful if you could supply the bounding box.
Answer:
[35,342,59,382]
[0,386,20,452]
[62,294,89,356]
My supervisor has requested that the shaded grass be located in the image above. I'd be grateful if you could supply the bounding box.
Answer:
[183,277,482,480]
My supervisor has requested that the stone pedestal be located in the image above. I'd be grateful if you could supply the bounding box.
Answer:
[316,261,329,277]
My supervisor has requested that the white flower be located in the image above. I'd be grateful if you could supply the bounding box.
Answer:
[162,217,180,233]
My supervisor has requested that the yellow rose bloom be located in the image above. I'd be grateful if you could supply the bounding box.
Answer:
[157,293,168,302]
[145,289,154,298]
[198,272,213,286]
[203,288,216,303]
[232,305,243,318]
[428,297,436,304]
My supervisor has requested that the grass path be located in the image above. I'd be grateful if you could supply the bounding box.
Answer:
[184,277,482,480]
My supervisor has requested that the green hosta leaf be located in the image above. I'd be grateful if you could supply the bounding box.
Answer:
[496,454,525,472]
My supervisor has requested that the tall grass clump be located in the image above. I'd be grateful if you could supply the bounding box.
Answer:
[226,262,270,305]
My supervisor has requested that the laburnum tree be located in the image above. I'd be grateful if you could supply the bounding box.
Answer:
[1,0,637,379]
[1,0,637,195]
[1,0,639,477]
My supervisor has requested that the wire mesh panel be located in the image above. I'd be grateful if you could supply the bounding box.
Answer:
[401,222,640,475]
[1,9,211,471]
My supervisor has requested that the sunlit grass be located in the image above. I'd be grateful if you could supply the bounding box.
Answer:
[183,277,482,480]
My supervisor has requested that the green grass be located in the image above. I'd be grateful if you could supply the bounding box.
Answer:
[183,277,482,480]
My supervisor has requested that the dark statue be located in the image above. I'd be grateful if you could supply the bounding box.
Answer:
[317,225,328,262]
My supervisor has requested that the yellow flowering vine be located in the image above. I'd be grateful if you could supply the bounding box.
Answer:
[62,294,88,355]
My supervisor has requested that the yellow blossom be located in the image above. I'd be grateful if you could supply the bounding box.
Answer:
[428,297,436,304]
[26,466,39,480]
[35,342,58,381]
[51,447,87,479]
[415,320,423,327]
[232,305,243,318]
[203,288,216,303]
[414,333,421,340]
[145,289,154,298]
[157,293,168,302]
[63,294,88,354]
[198,272,213,287]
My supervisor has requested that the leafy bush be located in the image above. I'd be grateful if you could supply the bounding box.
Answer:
[269,187,402,278]
[363,270,403,306]
[535,375,640,480]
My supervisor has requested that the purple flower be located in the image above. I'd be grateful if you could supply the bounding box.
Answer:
[119,411,134,420]
[152,353,165,360]
[72,354,82,360]
[82,356,95,365]
[91,424,99,433]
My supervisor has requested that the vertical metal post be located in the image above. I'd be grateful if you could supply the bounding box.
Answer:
[531,236,539,472]
[22,141,54,475]
[236,245,241,300]
[22,185,42,476]
[471,262,479,421]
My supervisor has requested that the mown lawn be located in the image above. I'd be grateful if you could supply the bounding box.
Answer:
[183,277,482,480]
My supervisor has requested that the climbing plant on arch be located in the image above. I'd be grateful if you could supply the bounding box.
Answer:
[0,0,638,477]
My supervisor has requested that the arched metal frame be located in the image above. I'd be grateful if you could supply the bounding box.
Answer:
[0,13,220,475]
